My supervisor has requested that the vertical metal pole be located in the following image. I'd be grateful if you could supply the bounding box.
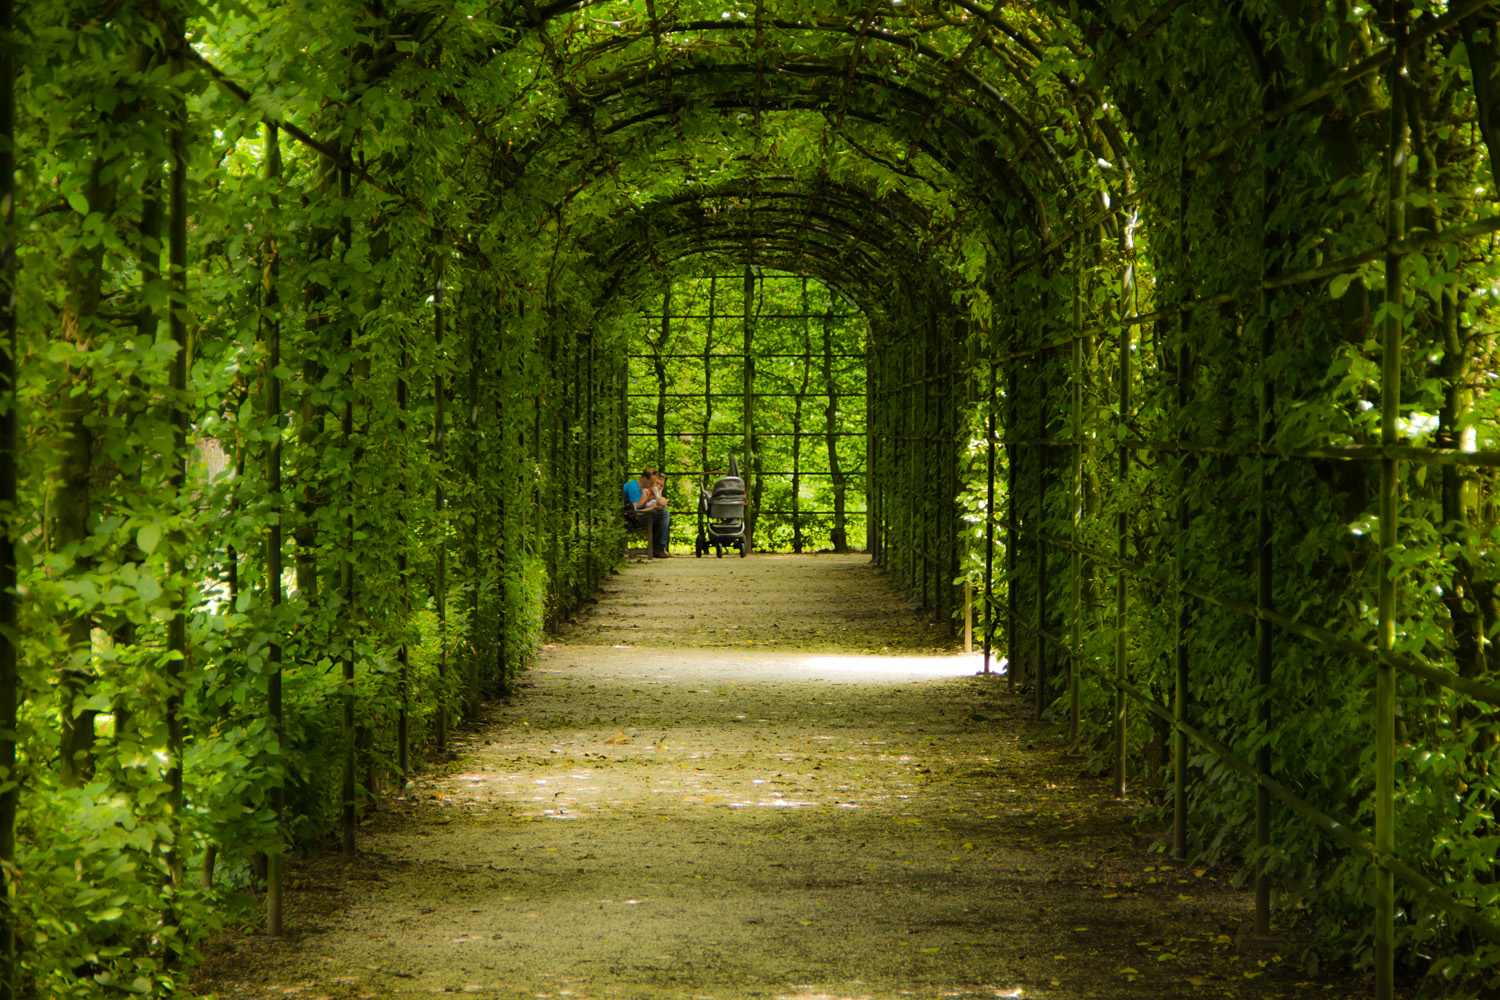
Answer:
[876,348,884,564]
[742,266,756,544]
[572,325,584,605]
[792,281,807,553]
[397,337,411,781]
[620,337,629,490]
[657,285,670,466]
[701,276,715,533]
[339,165,357,857]
[1173,165,1193,861]
[825,308,850,553]
[924,313,936,617]
[983,358,997,674]
[900,332,912,590]
[939,319,950,623]
[937,312,950,623]
[963,323,976,653]
[906,340,917,594]
[868,350,879,564]
[470,314,484,705]
[263,123,285,935]
[0,0,19,986]
[1006,365,1018,694]
[1254,138,1279,941]
[911,326,919,595]
[1071,255,1083,744]
[432,251,447,747]
[584,322,595,581]
[166,34,190,887]
[1114,212,1136,800]
[1375,24,1407,1000]
[941,317,954,625]
[1035,332,1049,720]
[534,323,546,561]
[918,302,930,602]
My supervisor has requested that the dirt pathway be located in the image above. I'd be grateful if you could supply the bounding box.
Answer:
[196,554,1368,1000]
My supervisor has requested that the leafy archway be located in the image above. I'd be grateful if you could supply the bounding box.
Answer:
[3,2,1500,997]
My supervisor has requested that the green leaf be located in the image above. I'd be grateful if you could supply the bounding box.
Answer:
[137,523,162,555]
[1328,272,1352,299]
[135,574,162,604]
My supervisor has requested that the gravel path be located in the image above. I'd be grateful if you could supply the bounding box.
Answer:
[195,554,1368,1000]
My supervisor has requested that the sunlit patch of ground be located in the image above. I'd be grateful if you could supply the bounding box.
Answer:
[194,555,1374,1000]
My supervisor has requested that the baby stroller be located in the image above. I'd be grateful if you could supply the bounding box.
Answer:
[695,456,751,558]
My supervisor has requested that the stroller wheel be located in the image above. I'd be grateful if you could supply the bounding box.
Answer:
[715,545,723,558]
[738,539,748,558]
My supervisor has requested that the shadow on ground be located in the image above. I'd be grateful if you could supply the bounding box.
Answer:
[194,554,1372,1000]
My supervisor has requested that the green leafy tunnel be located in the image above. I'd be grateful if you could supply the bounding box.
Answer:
[2,0,1500,996]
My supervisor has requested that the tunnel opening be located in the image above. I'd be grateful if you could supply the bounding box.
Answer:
[627,268,871,555]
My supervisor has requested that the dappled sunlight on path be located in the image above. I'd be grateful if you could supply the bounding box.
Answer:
[195,556,1367,1000]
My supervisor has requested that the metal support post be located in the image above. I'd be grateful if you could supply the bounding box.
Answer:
[1375,25,1407,1000]
[984,358,997,674]
[1071,255,1084,743]
[1035,333,1050,720]
[1006,365,1019,693]
[1174,167,1193,861]
[1114,214,1136,800]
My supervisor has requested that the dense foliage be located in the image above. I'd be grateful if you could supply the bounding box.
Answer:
[1,0,1498,997]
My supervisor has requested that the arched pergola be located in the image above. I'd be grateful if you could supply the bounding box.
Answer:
[4,2,1500,996]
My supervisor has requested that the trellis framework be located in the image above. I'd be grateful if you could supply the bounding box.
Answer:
[977,18,1500,1000]
[627,269,869,554]
[0,3,1497,999]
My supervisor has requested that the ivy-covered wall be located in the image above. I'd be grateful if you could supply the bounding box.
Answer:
[981,4,1500,992]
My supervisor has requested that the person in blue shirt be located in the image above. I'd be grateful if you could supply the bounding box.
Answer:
[623,467,671,558]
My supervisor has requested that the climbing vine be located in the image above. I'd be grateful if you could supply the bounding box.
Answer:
[1,1,1498,997]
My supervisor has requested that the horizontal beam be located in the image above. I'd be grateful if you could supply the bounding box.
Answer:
[627,392,859,399]
[1012,523,1500,707]
[637,313,863,320]
[628,353,866,359]
[993,435,1500,473]
[1126,438,1500,470]
[628,431,866,437]
[1002,212,1500,362]
[655,470,866,477]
